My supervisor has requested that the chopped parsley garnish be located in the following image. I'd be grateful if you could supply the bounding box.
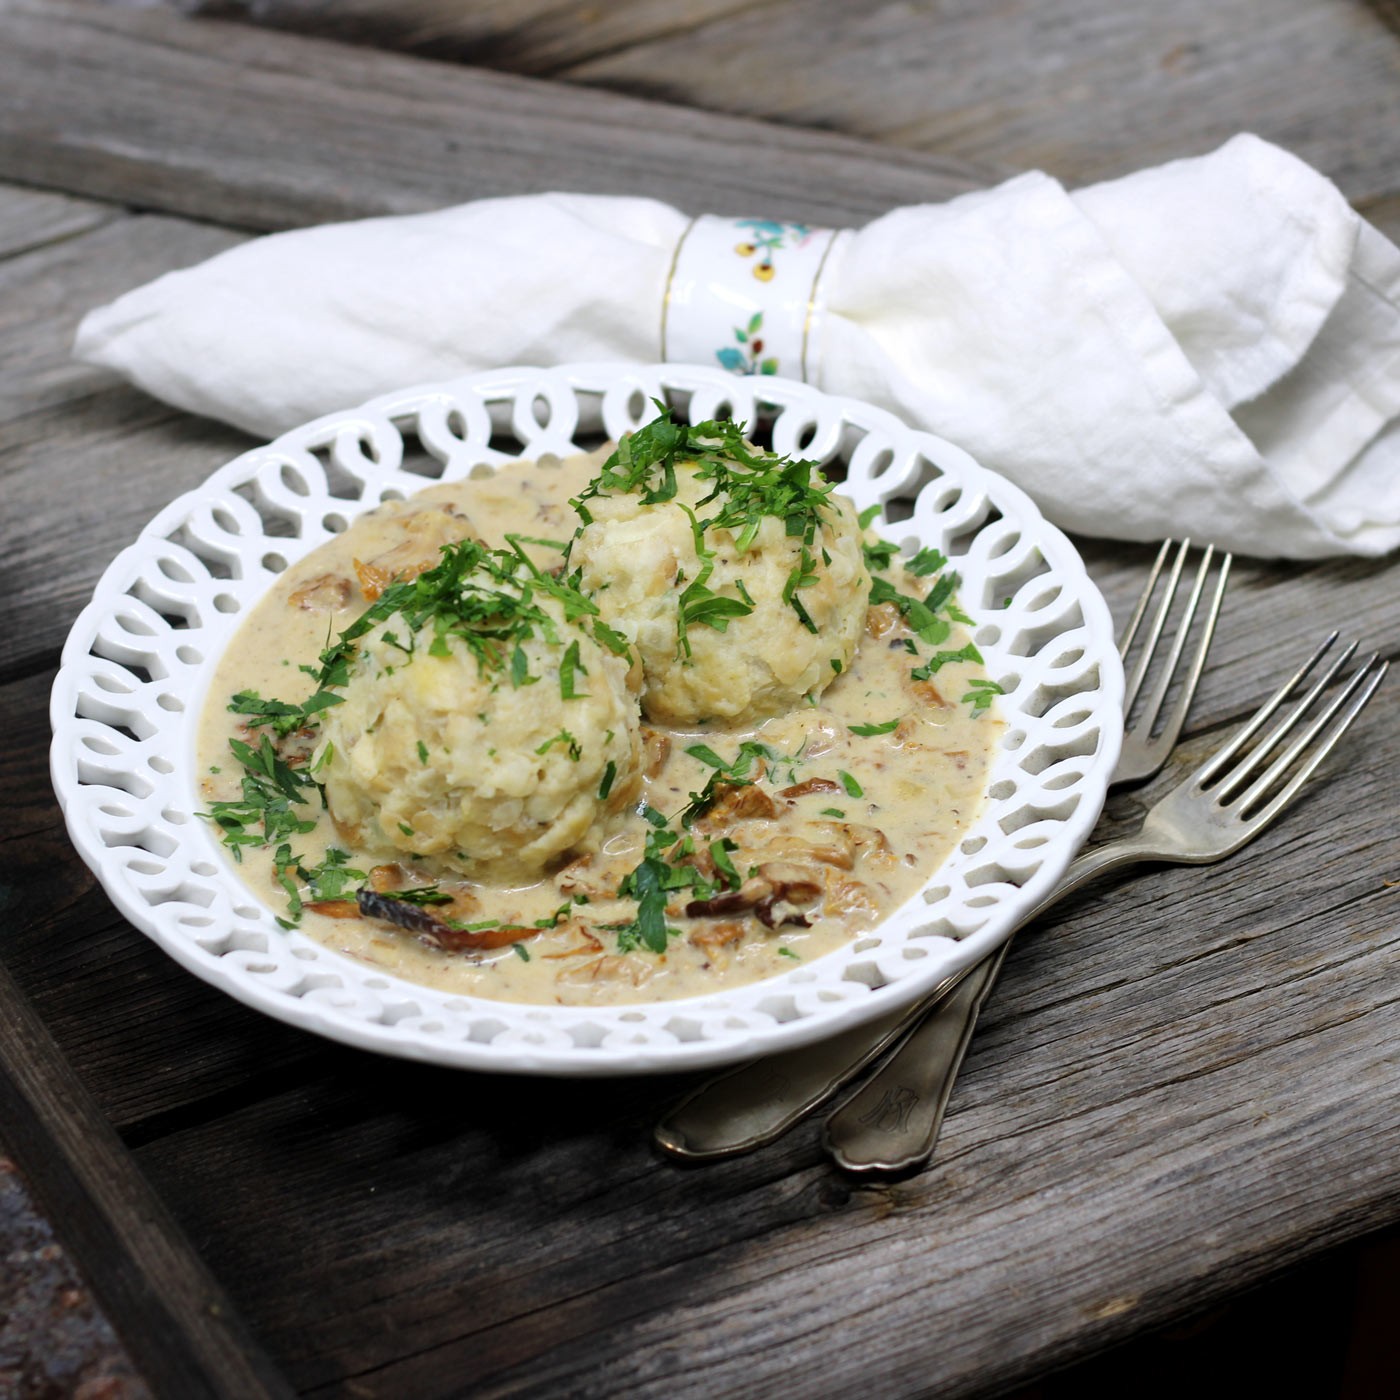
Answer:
[962,676,1005,711]
[613,826,684,954]
[569,404,839,635]
[848,718,901,736]
[536,729,583,761]
[838,770,863,799]
[376,884,454,906]
[416,739,429,765]
[228,687,343,738]
[200,734,320,859]
[911,640,984,681]
[313,538,613,693]
[862,538,900,572]
[820,807,847,818]
[906,547,948,578]
[598,760,618,800]
[864,556,999,714]
[304,848,366,902]
[558,640,587,699]
[710,837,742,890]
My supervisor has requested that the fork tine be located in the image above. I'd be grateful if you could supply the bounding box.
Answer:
[1118,539,1175,660]
[1196,630,1341,788]
[1211,636,1357,800]
[1135,546,1231,743]
[1232,656,1387,821]
[1121,539,1188,711]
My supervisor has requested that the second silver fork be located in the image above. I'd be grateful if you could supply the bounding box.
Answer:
[655,540,1229,1162]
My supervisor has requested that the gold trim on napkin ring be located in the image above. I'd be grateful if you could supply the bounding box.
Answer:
[661,216,838,382]
[800,228,845,385]
[659,216,700,362]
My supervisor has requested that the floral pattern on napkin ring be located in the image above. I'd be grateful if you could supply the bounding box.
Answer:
[662,216,840,382]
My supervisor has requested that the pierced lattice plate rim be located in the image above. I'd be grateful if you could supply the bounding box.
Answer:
[50,363,1122,1075]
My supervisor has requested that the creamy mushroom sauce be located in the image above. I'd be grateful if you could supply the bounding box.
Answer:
[197,452,1001,1005]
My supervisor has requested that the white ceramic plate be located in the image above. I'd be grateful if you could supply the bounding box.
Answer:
[51,363,1122,1075]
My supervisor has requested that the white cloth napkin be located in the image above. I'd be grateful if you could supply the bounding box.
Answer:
[74,134,1400,559]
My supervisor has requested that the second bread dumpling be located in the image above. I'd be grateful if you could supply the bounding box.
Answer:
[568,414,871,726]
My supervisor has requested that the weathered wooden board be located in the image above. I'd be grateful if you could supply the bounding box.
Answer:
[3,667,337,1132]
[8,522,1397,1397]
[0,0,986,234]
[2,6,1398,1396]
[159,0,760,73]
[104,713,1397,1398]
[0,184,114,259]
[153,0,1400,222]
[562,0,1400,202]
[0,959,293,1398]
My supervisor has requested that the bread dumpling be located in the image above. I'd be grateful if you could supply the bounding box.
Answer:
[568,417,869,726]
[317,540,643,879]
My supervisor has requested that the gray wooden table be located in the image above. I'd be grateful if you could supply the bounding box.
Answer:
[1,2,1397,1395]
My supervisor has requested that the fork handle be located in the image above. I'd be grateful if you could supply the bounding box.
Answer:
[654,836,1163,1161]
[823,837,1162,1175]
[823,944,1005,1174]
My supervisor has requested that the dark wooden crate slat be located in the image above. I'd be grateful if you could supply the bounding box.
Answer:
[0,0,985,235]
[0,956,294,1398]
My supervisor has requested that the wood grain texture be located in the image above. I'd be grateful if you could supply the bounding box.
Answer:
[2,5,1398,1395]
[559,0,1400,200]
[8,533,1398,1399]
[167,0,769,72]
[144,0,1400,207]
[0,184,115,260]
[0,960,294,1397]
[0,0,986,233]
[110,712,1397,1398]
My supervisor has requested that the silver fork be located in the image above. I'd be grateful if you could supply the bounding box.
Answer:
[655,540,1229,1161]
[825,632,1388,1174]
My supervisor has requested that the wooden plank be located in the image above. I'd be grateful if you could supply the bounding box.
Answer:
[1,667,334,1132]
[112,706,1396,1396]
[557,0,1400,202]
[0,958,294,1398]
[0,204,243,422]
[0,1,986,234]
[153,0,766,72]
[11,552,1398,1399]
[0,183,114,259]
[143,0,1400,208]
